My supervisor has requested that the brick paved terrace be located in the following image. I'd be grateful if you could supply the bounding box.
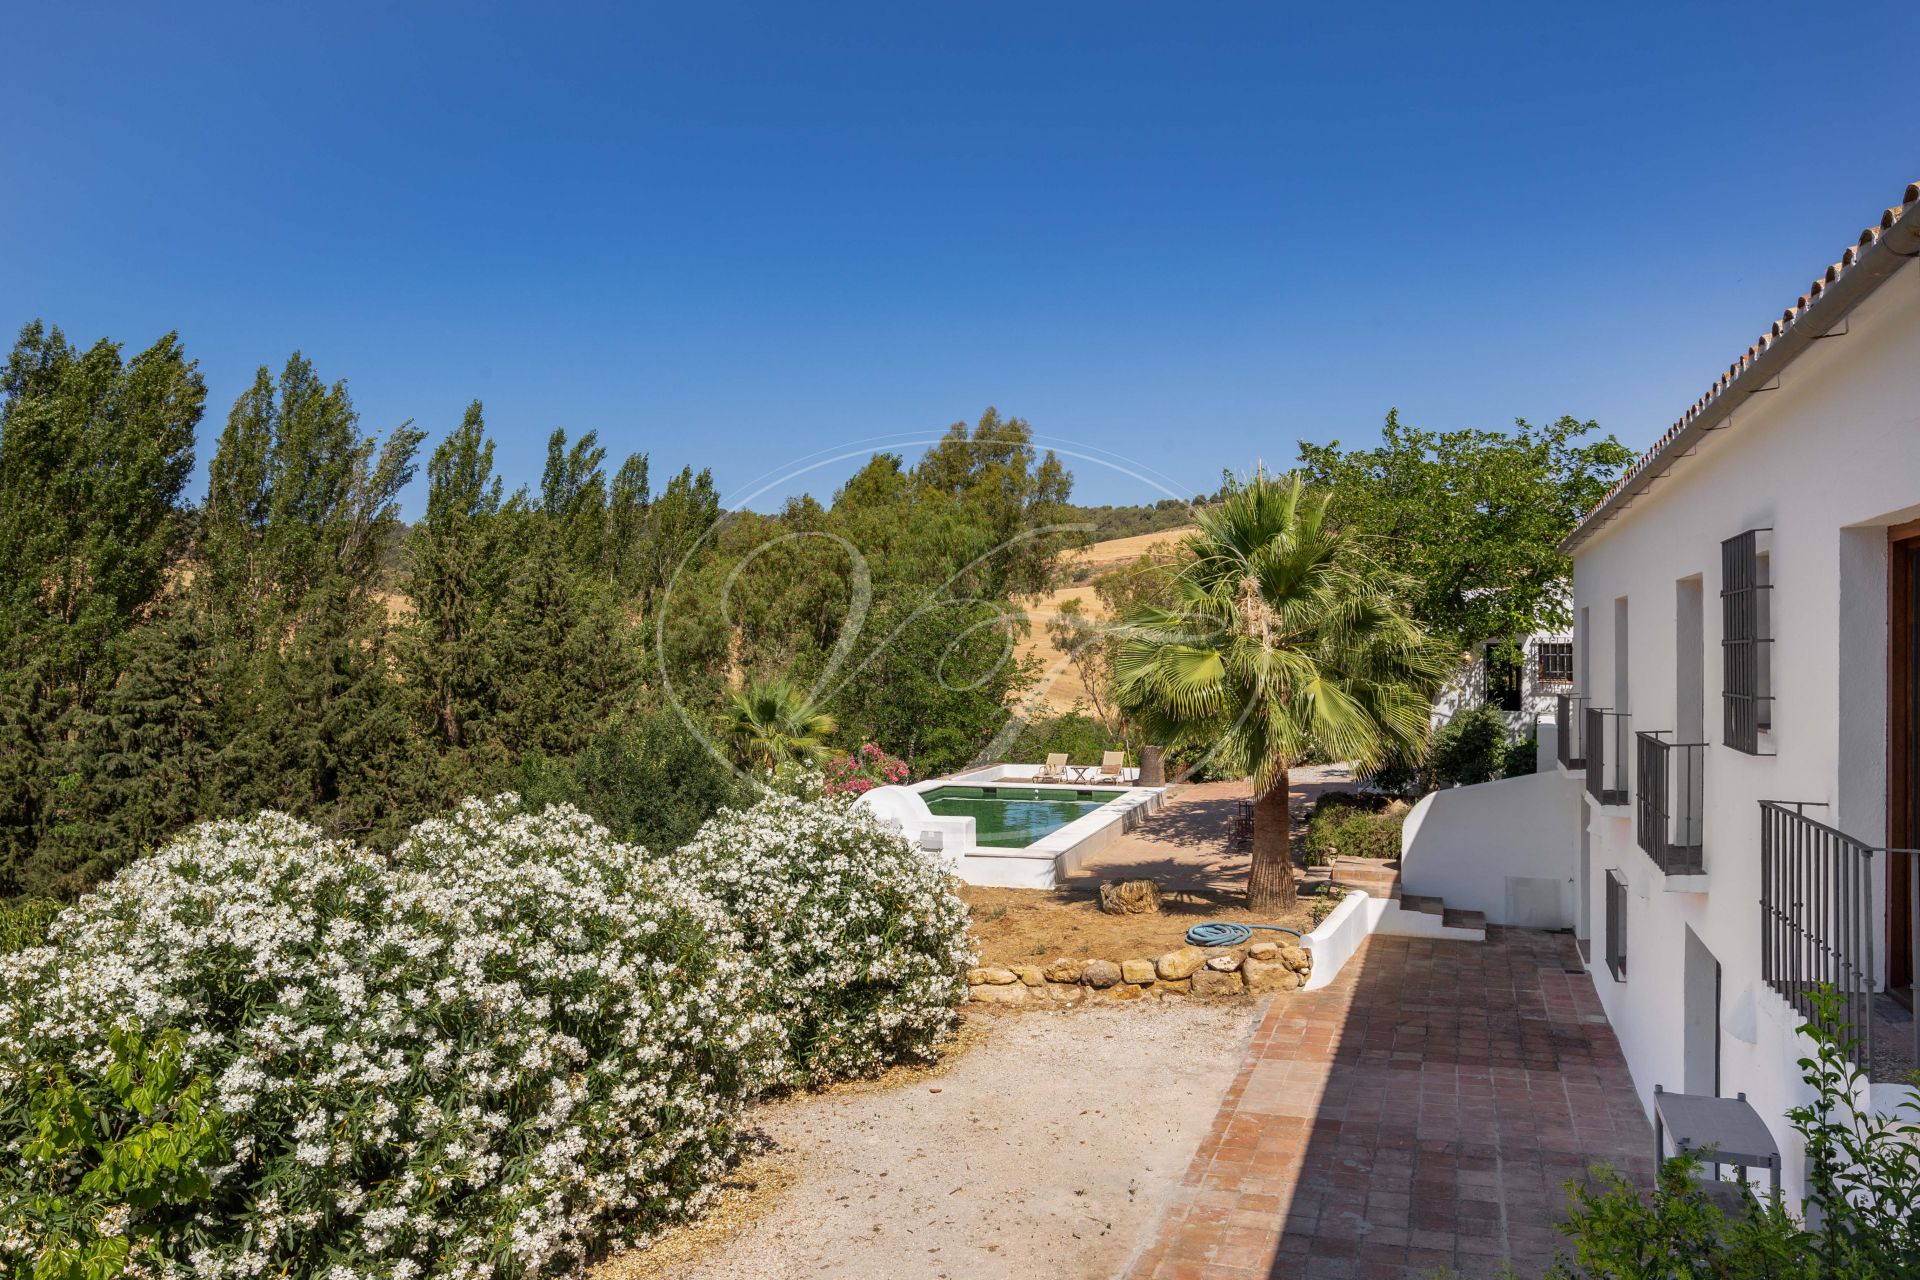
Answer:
[1127,930,1654,1280]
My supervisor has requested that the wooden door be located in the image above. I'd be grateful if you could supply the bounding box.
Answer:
[1891,530,1920,994]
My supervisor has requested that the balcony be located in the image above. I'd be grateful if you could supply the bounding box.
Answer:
[1583,706,1630,806]
[1759,802,1920,1080]
[1635,732,1705,876]
[1555,693,1588,770]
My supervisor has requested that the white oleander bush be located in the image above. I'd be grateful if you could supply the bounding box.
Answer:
[0,801,779,1280]
[673,794,973,1087]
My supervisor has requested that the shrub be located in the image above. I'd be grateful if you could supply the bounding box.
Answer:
[673,794,973,1087]
[1428,705,1510,786]
[14,1026,228,1278]
[517,704,750,853]
[1502,733,1539,778]
[0,896,60,952]
[1005,711,1117,768]
[1,803,778,1279]
[1302,795,1404,865]
[822,743,910,800]
[1542,987,1920,1278]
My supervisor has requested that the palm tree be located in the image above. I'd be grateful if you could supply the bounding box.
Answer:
[724,675,838,771]
[1110,472,1448,911]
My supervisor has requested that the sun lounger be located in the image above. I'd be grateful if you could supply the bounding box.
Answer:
[1095,750,1126,783]
[1037,752,1069,783]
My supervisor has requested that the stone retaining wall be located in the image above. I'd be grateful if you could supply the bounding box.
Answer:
[965,940,1312,1007]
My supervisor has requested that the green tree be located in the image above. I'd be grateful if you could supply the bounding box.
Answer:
[1111,472,1449,910]
[0,323,203,896]
[1295,411,1633,652]
[196,355,421,846]
[724,676,837,771]
[401,402,507,755]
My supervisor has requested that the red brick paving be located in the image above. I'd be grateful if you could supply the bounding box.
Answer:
[1126,930,1652,1280]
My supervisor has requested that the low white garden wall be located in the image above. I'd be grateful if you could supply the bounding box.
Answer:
[1398,767,1583,927]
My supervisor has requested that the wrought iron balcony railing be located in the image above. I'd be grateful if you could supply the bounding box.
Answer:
[1556,693,1588,770]
[1635,732,1705,875]
[1760,801,1920,1075]
[1583,706,1630,805]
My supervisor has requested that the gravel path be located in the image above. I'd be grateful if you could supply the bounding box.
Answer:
[608,999,1262,1280]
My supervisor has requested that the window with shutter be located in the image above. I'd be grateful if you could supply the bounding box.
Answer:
[1720,529,1773,754]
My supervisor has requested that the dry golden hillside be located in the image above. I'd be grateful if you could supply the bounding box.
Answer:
[1016,526,1194,715]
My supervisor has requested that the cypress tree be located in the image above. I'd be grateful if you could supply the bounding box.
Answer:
[0,322,202,893]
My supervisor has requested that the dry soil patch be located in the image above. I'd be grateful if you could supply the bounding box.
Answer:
[961,884,1311,968]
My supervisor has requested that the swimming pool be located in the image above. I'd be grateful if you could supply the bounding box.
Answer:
[921,785,1129,848]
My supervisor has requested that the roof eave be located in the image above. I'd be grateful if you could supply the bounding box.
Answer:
[1561,188,1920,556]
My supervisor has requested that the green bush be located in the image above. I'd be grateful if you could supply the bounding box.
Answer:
[1541,987,1920,1278]
[1428,705,1510,786]
[1302,795,1404,865]
[518,703,750,852]
[1502,733,1539,778]
[0,897,60,952]
[13,1026,228,1279]
[1005,711,1118,767]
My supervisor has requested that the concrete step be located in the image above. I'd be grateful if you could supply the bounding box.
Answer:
[1327,857,1401,891]
[1399,893,1445,916]
[1442,907,1486,931]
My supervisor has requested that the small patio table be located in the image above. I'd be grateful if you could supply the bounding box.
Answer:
[1651,1085,1781,1204]
[1061,764,1099,783]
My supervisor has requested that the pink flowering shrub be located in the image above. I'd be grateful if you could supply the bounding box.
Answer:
[821,743,910,799]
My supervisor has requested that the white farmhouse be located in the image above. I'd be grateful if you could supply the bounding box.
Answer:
[1545,178,1920,1202]
[1431,626,1574,735]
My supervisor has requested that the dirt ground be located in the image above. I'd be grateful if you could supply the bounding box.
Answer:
[595,999,1262,1280]
[961,884,1312,966]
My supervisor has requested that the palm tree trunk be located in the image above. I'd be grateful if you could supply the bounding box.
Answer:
[1246,769,1296,912]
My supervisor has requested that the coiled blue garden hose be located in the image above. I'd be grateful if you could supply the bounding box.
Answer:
[1184,921,1304,948]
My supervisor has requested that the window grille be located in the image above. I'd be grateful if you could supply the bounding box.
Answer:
[1721,530,1773,754]
[1536,641,1574,683]
[1604,870,1628,980]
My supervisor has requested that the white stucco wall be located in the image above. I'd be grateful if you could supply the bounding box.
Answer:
[1399,768,1583,927]
[1431,630,1573,736]
[1564,250,1920,1203]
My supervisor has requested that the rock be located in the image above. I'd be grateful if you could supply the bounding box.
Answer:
[1280,946,1313,974]
[1158,977,1192,995]
[1120,958,1157,984]
[1156,946,1207,981]
[1247,941,1279,960]
[1082,959,1123,989]
[1109,982,1144,1001]
[968,966,1018,986]
[1241,958,1302,993]
[1044,982,1085,1005]
[1191,969,1245,997]
[1011,965,1045,987]
[969,982,1029,1005]
[1205,952,1243,972]
[1043,957,1086,983]
[1098,878,1163,916]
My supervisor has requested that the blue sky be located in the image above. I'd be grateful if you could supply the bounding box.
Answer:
[3,1,1911,514]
